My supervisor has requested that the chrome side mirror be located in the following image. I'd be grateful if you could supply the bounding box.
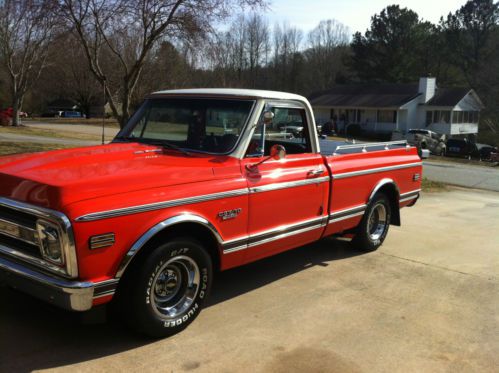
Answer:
[246,144,286,172]
[263,111,274,123]
[270,144,286,160]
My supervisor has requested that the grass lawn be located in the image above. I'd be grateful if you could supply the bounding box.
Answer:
[421,177,448,192]
[0,125,113,141]
[0,142,73,157]
[25,117,120,128]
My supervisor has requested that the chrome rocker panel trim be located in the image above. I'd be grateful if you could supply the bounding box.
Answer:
[222,216,326,254]
[329,205,367,223]
[399,189,421,203]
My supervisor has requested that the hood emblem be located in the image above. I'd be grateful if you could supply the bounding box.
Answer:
[218,208,242,221]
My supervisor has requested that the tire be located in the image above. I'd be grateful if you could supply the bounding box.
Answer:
[351,193,391,252]
[117,237,212,338]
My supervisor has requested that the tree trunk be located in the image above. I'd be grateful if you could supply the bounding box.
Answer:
[11,96,21,127]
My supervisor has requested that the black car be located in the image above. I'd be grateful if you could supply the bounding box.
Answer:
[445,139,478,159]
[476,143,498,161]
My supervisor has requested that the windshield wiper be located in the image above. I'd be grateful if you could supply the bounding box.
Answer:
[140,139,192,156]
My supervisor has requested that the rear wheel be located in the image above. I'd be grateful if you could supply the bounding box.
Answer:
[116,238,212,338]
[351,193,391,252]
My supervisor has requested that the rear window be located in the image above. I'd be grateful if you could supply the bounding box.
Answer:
[447,139,465,146]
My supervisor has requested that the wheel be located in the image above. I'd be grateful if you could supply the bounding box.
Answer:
[351,193,391,252]
[116,237,212,338]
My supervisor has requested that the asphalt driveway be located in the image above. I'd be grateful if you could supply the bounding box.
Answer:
[0,188,498,372]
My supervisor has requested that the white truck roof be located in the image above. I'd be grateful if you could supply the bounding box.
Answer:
[151,88,307,102]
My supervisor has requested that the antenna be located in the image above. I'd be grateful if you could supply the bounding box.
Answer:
[101,77,107,145]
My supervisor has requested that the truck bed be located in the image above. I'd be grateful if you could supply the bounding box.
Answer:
[319,139,409,156]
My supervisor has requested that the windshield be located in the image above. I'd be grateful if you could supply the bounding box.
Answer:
[116,97,255,154]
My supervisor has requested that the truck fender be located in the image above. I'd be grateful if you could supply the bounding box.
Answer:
[368,178,401,226]
[115,214,223,279]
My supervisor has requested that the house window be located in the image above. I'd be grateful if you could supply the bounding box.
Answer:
[472,111,479,123]
[378,110,396,123]
[441,111,450,123]
[452,111,458,123]
[426,111,433,125]
[433,111,450,123]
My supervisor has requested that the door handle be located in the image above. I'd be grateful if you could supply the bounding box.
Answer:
[307,168,324,177]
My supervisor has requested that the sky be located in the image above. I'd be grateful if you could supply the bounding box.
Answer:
[266,0,468,35]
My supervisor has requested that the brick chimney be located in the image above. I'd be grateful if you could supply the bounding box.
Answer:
[419,77,436,103]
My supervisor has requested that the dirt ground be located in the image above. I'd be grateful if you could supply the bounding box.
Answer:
[1,187,498,373]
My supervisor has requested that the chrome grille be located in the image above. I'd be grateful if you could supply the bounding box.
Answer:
[0,215,41,259]
[0,197,78,278]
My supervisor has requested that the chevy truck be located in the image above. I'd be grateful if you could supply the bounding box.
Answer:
[0,89,424,337]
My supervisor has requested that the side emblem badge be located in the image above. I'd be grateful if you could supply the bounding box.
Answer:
[218,208,242,221]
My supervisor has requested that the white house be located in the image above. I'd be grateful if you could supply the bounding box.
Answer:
[309,77,484,137]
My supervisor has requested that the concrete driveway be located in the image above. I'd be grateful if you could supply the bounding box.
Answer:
[1,188,498,372]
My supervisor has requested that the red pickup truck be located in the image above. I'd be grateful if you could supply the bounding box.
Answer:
[0,89,424,337]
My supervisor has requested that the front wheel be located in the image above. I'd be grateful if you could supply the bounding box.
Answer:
[351,193,391,252]
[116,238,212,338]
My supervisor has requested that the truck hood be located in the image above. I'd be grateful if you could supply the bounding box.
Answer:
[0,142,236,210]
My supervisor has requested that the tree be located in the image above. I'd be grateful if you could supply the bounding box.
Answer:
[0,0,56,126]
[350,5,435,83]
[442,0,499,137]
[62,0,265,129]
[442,0,499,88]
[304,19,350,91]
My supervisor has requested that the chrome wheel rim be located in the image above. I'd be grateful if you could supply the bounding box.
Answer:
[367,203,387,241]
[150,255,200,319]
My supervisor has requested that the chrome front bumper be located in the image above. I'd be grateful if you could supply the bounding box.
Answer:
[0,255,94,311]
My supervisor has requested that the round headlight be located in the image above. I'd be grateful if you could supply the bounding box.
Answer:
[36,220,64,265]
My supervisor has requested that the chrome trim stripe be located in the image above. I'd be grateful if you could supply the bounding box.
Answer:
[247,223,323,248]
[93,279,119,298]
[249,176,329,193]
[400,189,421,198]
[329,204,367,224]
[400,195,419,203]
[222,216,326,254]
[333,162,422,180]
[329,211,365,223]
[77,176,331,222]
[76,188,249,222]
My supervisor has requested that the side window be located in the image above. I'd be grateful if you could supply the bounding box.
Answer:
[246,106,312,157]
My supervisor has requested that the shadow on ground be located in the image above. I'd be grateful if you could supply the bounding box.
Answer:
[0,238,361,372]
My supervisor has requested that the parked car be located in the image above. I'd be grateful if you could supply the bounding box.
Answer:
[446,138,478,159]
[406,129,446,156]
[475,143,498,161]
[61,111,83,118]
[0,89,425,338]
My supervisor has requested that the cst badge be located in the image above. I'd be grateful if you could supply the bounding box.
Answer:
[218,208,242,221]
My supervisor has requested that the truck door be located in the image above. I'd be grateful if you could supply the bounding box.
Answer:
[240,103,329,261]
